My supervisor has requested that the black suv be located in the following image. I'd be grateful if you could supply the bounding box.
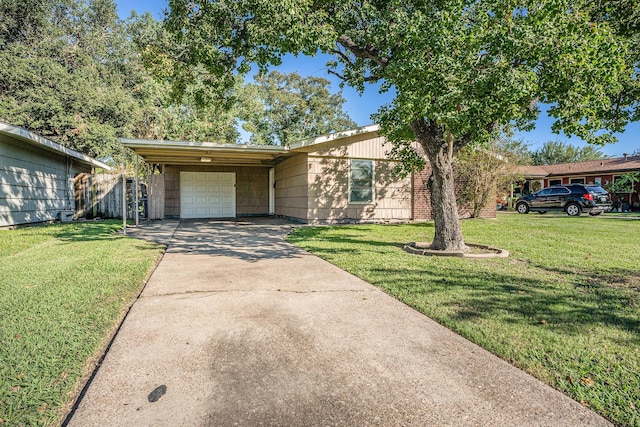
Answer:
[515,184,612,216]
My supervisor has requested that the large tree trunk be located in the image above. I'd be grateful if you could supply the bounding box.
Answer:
[411,118,469,252]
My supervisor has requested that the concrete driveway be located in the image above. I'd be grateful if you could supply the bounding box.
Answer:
[67,218,610,426]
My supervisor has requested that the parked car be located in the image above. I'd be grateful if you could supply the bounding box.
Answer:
[515,184,613,216]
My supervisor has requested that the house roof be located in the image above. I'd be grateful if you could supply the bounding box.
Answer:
[514,165,550,178]
[541,156,640,176]
[0,121,112,170]
[120,124,383,166]
[516,156,640,178]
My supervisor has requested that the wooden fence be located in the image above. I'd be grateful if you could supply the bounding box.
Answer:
[75,173,134,219]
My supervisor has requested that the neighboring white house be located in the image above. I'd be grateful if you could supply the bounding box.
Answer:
[0,121,111,227]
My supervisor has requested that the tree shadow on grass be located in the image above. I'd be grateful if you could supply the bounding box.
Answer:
[48,221,125,242]
[369,266,640,346]
[295,225,640,343]
[289,223,434,248]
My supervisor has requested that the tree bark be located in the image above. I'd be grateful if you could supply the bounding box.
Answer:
[411,118,469,252]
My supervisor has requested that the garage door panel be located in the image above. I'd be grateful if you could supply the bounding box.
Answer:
[180,172,236,219]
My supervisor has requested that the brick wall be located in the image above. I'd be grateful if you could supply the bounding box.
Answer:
[412,167,432,220]
[412,165,496,220]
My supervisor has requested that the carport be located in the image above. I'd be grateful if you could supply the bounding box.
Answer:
[120,139,290,220]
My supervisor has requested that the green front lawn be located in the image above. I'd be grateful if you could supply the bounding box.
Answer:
[602,211,640,217]
[0,221,164,426]
[288,214,640,426]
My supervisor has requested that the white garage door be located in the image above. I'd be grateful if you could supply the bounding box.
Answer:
[180,172,236,219]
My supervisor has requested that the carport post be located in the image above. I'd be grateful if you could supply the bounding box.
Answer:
[122,172,127,235]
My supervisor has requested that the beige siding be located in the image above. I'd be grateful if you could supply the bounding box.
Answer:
[163,165,269,218]
[307,157,411,224]
[274,154,309,221]
[300,131,413,223]
[303,134,390,159]
[1,135,87,227]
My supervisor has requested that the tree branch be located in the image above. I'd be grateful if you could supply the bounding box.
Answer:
[336,34,389,69]
[327,69,381,84]
[327,69,347,81]
[330,48,354,67]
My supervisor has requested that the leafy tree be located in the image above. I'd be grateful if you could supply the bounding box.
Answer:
[0,0,51,47]
[588,1,640,127]
[1,0,140,160]
[165,0,635,251]
[240,71,356,146]
[127,12,242,143]
[606,171,640,210]
[455,137,529,218]
[530,141,610,165]
[0,1,241,164]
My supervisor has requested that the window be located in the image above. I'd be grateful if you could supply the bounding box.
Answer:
[570,177,585,184]
[549,179,562,186]
[349,160,374,203]
[550,187,570,195]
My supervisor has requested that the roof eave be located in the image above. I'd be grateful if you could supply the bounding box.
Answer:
[119,138,290,154]
[0,121,112,171]
[288,124,381,151]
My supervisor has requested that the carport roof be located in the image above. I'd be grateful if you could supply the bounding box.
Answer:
[120,139,290,166]
[120,125,383,166]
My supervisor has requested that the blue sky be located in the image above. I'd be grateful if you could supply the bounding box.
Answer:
[116,0,639,157]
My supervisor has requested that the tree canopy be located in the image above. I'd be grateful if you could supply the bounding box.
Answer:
[240,70,356,146]
[0,0,242,164]
[0,0,357,164]
[166,0,637,250]
[531,140,610,165]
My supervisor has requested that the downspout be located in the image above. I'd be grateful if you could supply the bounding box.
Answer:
[66,157,72,210]
[122,171,127,235]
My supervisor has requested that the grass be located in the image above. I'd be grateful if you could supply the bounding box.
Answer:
[602,211,640,218]
[0,221,164,426]
[287,213,640,426]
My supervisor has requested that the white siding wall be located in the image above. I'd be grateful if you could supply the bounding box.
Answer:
[0,136,86,227]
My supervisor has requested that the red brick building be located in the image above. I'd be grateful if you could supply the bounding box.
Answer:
[515,155,640,210]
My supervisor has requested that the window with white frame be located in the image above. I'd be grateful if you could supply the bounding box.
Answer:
[549,179,562,186]
[349,160,374,203]
[570,177,585,184]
